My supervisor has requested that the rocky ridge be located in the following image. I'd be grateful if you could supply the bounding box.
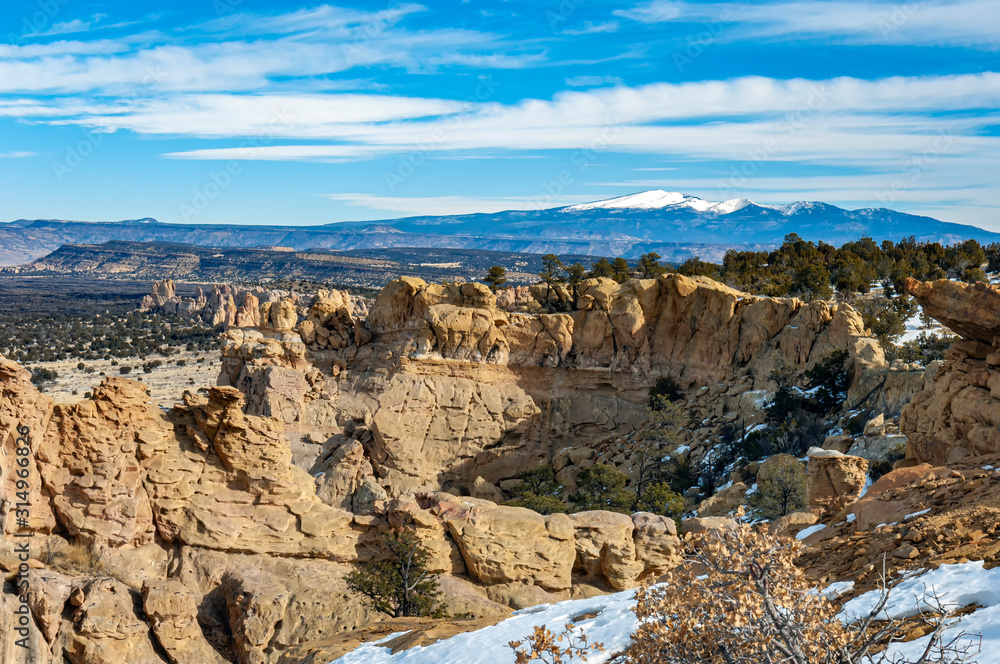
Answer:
[902,277,1000,464]
[220,273,890,497]
[0,270,961,663]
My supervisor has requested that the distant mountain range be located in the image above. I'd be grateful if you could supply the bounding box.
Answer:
[3,190,998,266]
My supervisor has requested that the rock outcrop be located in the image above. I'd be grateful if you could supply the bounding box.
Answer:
[220,274,886,495]
[805,448,868,512]
[902,278,1000,464]
[140,279,351,330]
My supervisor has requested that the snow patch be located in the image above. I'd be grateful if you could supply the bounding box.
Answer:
[796,524,826,540]
[841,562,1000,661]
[329,589,641,664]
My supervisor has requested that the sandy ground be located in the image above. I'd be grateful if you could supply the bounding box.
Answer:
[29,350,222,409]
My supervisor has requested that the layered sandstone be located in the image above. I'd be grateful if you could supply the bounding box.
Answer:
[902,278,1000,463]
[221,274,886,495]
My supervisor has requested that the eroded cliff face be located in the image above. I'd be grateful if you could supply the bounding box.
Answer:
[220,274,886,494]
[0,357,683,663]
[902,277,1000,464]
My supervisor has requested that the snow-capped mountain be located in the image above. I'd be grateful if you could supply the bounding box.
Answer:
[564,190,752,215]
[5,190,999,266]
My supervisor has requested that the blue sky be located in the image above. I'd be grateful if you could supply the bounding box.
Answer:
[1,0,999,228]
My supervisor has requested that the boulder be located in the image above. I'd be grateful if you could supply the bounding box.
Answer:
[769,511,819,538]
[142,579,228,664]
[805,447,868,511]
[437,497,576,591]
[681,516,735,535]
[570,511,644,591]
[696,482,747,517]
[631,512,681,579]
[61,578,165,664]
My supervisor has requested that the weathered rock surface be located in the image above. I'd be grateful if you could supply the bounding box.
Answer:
[902,278,1000,464]
[805,447,868,511]
[222,274,886,495]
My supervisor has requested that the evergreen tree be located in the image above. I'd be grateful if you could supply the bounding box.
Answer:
[611,257,632,283]
[638,252,667,278]
[483,265,507,291]
[537,254,565,300]
[346,530,443,618]
[587,257,615,279]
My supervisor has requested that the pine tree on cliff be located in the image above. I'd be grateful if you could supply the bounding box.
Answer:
[346,530,443,618]
[483,265,507,291]
[537,254,566,301]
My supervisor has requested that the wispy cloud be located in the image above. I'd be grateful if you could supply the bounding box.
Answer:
[0,151,34,159]
[565,75,623,87]
[615,0,1000,48]
[562,21,620,35]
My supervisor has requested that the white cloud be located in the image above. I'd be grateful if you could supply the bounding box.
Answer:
[614,1,685,23]
[565,75,624,87]
[0,6,543,96]
[0,151,34,158]
[562,21,621,35]
[615,0,1000,48]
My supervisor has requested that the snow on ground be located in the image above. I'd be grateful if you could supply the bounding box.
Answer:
[899,312,951,344]
[796,524,826,540]
[331,563,1000,664]
[329,589,640,664]
[841,562,1000,661]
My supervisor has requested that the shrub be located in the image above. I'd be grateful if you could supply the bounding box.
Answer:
[648,376,683,408]
[509,622,604,664]
[805,349,850,413]
[636,482,684,518]
[345,530,443,618]
[504,464,567,514]
[30,368,58,385]
[569,464,633,513]
[613,522,980,664]
[119,366,132,374]
[748,455,807,520]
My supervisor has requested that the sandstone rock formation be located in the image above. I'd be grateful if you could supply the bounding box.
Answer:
[805,448,868,512]
[221,274,887,496]
[902,278,1000,463]
[140,279,348,330]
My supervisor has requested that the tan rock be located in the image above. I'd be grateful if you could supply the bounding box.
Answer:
[696,482,747,517]
[142,579,228,664]
[0,357,58,534]
[769,511,819,538]
[631,512,681,579]
[570,511,644,591]
[822,435,854,454]
[806,447,868,511]
[61,578,165,664]
[438,498,575,591]
[681,516,735,535]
